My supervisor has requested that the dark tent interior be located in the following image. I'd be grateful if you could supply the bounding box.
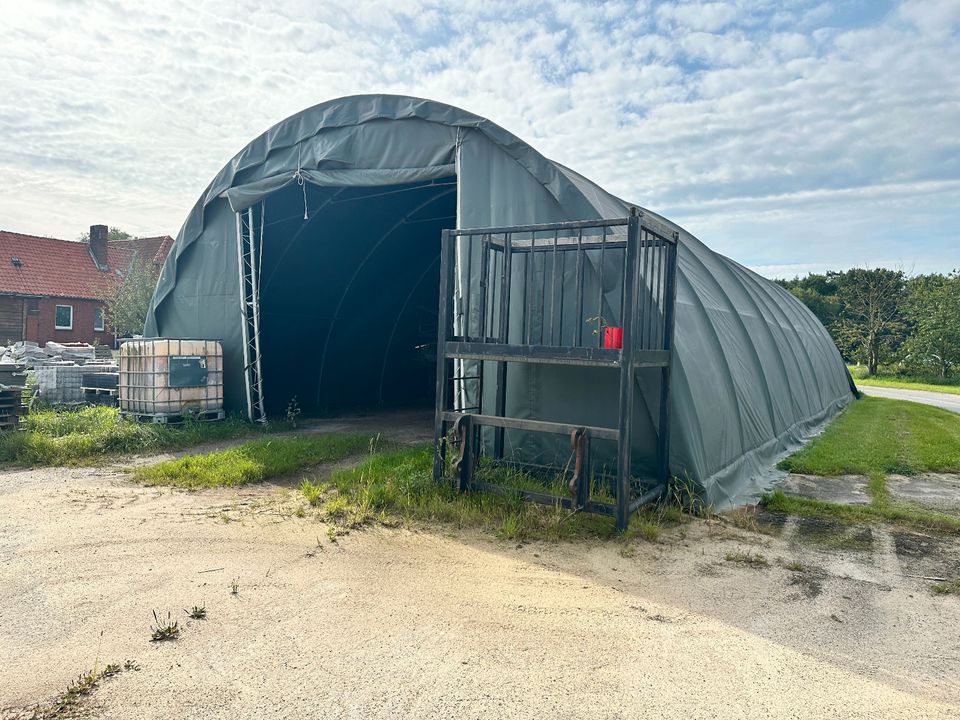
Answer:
[257,176,457,415]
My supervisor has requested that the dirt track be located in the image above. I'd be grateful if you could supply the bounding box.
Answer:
[1,447,959,718]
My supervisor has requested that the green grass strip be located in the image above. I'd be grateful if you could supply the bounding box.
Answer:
[132,434,372,489]
[0,406,270,467]
[763,489,960,535]
[300,445,680,542]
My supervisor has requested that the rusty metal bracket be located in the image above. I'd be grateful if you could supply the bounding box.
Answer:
[567,427,590,508]
[452,414,474,491]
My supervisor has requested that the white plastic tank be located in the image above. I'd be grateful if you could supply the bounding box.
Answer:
[119,339,223,416]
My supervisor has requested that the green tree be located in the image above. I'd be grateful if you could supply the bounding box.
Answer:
[833,268,906,375]
[779,272,844,329]
[105,252,157,336]
[900,272,960,378]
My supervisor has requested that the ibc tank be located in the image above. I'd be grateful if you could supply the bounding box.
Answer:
[119,339,223,417]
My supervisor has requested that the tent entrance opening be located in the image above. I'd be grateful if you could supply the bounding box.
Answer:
[252,176,457,416]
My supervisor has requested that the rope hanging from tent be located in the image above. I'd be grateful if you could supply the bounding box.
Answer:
[295,143,308,220]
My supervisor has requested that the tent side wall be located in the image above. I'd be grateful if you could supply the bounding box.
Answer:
[148,197,246,412]
[668,237,853,506]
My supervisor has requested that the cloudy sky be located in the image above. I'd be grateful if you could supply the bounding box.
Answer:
[1,0,958,278]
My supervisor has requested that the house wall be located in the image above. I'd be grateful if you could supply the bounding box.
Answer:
[0,296,25,344]
[27,297,112,346]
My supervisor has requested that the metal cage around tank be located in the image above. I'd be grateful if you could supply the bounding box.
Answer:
[433,211,679,530]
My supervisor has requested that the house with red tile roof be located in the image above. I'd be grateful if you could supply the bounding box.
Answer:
[0,225,173,346]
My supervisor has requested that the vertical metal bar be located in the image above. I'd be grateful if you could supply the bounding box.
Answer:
[494,233,512,459]
[467,235,482,421]
[539,232,548,345]
[549,230,558,345]
[635,230,644,350]
[596,226,606,348]
[615,214,640,531]
[463,234,473,341]
[653,237,670,350]
[575,228,584,346]
[494,247,503,339]
[642,229,653,350]
[525,235,534,344]
[234,211,253,421]
[656,235,680,490]
[477,235,490,343]
[433,229,455,482]
[457,415,474,492]
[501,233,513,343]
[657,236,665,349]
[487,246,498,340]
[618,237,627,346]
[557,250,566,345]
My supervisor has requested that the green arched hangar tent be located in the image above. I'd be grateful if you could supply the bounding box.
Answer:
[145,94,854,507]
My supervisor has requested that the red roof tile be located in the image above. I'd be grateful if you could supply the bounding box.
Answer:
[0,230,173,301]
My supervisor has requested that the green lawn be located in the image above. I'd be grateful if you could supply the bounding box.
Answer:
[770,396,960,534]
[0,406,270,466]
[778,396,960,476]
[849,365,960,396]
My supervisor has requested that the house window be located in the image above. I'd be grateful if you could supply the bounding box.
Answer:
[94,307,105,331]
[55,304,73,330]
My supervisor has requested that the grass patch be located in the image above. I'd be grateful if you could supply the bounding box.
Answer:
[778,397,960,477]
[931,578,960,595]
[132,434,371,489]
[0,406,271,467]
[28,660,136,719]
[763,489,960,534]
[299,445,685,542]
[149,610,179,642]
[724,551,769,568]
[849,365,960,396]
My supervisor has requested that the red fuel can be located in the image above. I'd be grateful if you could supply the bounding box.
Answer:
[603,326,623,349]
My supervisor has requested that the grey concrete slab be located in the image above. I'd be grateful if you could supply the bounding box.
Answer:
[887,473,960,515]
[780,473,871,505]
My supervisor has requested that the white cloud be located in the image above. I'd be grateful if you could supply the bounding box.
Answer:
[656,2,740,32]
[0,0,957,276]
[898,0,960,36]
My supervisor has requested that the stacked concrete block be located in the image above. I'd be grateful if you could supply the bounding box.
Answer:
[35,364,118,405]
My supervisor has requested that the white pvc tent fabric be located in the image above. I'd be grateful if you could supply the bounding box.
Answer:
[145,94,854,507]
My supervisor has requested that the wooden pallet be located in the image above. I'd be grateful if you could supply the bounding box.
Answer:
[120,408,225,424]
[83,387,119,407]
[0,387,27,431]
[82,387,119,396]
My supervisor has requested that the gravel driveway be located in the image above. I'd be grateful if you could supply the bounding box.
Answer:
[1,455,958,719]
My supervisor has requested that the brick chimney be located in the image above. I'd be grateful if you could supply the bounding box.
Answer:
[89,224,108,270]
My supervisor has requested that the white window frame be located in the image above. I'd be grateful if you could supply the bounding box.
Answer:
[94,307,105,331]
[54,304,73,330]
